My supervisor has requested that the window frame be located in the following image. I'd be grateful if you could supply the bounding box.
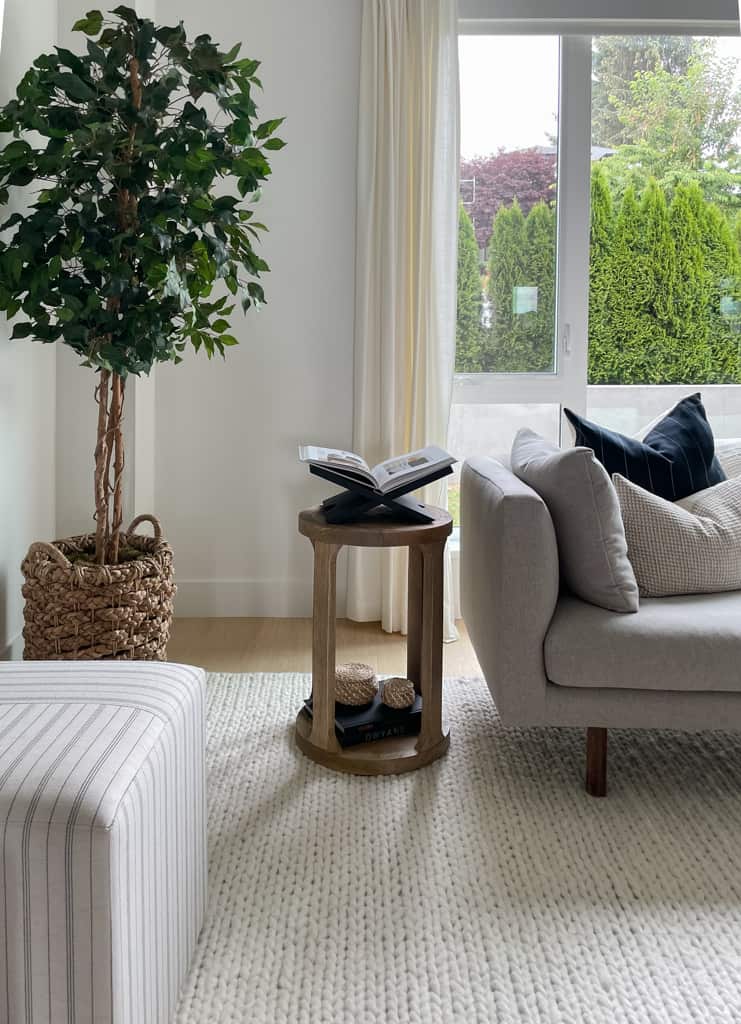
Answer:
[453,25,741,422]
[452,34,592,429]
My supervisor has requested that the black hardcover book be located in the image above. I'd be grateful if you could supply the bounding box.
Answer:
[303,691,422,748]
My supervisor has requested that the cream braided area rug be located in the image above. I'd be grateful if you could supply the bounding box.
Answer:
[175,673,741,1024]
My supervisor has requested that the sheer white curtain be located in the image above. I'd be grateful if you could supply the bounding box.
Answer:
[347,0,460,641]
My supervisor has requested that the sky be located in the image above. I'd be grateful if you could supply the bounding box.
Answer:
[459,35,741,160]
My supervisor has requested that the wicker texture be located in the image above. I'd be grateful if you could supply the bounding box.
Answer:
[335,663,378,705]
[381,677,416,709]
[21,515,175,661]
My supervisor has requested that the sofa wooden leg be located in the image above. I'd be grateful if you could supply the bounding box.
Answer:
[585,727,607,797]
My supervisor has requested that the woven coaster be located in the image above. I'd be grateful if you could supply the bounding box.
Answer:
[335,662,378,705]
[381,677,416,710]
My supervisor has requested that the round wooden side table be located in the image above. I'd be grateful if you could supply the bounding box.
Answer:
[296,506,453,775]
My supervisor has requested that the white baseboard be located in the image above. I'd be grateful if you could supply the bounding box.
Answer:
[174,578,327,618]
[1,632,24,661]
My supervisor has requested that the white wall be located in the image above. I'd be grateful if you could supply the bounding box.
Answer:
[0,0,58,658]
[152,0,362,616]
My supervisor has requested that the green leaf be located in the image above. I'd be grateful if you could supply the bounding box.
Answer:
[222,43,242,64]
[233,58,260,76]
[263,138,286,151]
[155,24,187,47]
[255,118,285,139]
[3,248,23,284]
[11,322,33,339]
[51,72,97,102]
[184,148,216,171]
[111,5,139,24]
[86,38,108,63]
[2,139,33,162]
[163,258,191,311]
[72,10,103,35]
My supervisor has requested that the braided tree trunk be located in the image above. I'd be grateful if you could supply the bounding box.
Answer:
[94,370,126,565]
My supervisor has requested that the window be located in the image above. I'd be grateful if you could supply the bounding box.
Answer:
[457,35,559,375]
[451,30,741,525]
[586,34,741,437]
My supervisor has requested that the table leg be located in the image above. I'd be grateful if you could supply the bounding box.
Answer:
[407,546,423,692]
[415,540,446,753]
[310,540,341,753]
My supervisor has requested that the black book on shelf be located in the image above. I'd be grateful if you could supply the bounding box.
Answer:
[302,691,422,748]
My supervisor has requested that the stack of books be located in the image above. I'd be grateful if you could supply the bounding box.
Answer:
[302,690,422,748]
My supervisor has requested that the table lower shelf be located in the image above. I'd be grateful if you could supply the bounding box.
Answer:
[295,709,450,776]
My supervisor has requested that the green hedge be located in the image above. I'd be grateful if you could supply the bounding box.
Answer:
[455,169,741,383]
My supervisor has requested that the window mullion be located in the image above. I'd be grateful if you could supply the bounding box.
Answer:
[555,35,592,430]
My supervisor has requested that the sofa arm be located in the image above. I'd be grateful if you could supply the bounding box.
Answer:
[460,457,560,725]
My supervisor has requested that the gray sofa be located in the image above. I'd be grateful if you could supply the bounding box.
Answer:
[460,453,741,797]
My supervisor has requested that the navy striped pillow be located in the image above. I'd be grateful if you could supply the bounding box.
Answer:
[564,394,726,502]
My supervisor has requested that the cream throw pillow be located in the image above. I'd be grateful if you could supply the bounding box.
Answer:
[613,474,741,597]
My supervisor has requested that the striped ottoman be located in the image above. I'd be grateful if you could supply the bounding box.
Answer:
[0,662,207,1024]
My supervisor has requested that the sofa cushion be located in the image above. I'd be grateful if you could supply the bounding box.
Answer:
[545,591,741,692]
[511,428,638,613]
[564,393,726,501]
[614,474,741,597]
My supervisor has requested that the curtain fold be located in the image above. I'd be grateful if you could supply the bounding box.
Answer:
[347,0,460,641]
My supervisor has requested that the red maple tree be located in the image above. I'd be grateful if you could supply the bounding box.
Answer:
[461,149,557,250]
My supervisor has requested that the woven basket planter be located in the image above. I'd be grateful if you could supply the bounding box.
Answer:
[21,515,176,661]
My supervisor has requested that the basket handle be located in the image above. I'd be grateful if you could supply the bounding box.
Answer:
[125,514,162,542]
[25,541,71,569]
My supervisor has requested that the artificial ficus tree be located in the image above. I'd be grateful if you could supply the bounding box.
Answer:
[0,7,284,564]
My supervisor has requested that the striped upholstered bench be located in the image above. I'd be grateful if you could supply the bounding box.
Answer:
[0,661,207,1023]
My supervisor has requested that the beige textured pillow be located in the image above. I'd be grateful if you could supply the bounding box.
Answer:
[614,474,741,597]
[716,439,741,479]
[511,429,638,613]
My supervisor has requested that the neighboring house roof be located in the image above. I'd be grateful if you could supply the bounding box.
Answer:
[532,144,615,161]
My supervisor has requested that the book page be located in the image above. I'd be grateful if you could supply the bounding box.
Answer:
[298,445,374,483]
[372,446,454,493]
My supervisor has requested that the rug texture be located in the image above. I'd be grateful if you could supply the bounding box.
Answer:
[175,673,741,1024]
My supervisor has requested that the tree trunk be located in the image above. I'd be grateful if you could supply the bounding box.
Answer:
[93,370,127,565]
[94,370,111,564]
[107,374,126,565]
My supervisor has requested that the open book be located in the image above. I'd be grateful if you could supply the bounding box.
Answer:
[299,444,456,496]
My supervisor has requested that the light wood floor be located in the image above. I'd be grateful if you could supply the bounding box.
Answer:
[168,617,482,676]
